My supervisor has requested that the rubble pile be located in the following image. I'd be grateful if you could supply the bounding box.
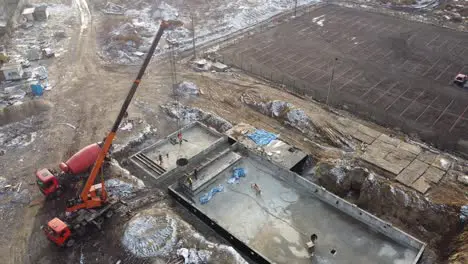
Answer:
[370,0,468,26]
[105,179,139,198]
[161,101,233,133]
[100,2,190,64]
[102,2,125,15]
[435,0,468,23]
[307,161,461,250]
[176,81,199,96]
[242,95,313,133]
[1,4,75,107]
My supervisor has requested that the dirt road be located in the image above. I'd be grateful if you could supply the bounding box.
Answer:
[0,0,179,263]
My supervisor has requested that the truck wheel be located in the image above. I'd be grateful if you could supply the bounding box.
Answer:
[96,217,104,226]
[76,225,86,236]
[55,187,63,197]
[105,210,114,219]
[66,239,75,248]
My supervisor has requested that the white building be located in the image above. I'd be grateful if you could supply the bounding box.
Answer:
[0,63,24,81]
[22,7,35,22]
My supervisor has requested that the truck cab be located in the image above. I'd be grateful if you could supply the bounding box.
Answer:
[35,143,102,197]
[36,168,60,196]
[42,218,73,247]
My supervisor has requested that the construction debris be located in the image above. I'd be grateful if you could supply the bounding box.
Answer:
[177,248,211,264]
[177,81,199,96]
[210,62,229,72]
[161,102,232,133]
[102,2,125,15]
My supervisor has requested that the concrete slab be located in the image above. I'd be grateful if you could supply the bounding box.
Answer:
[396,160,429,186]
[189,156,420,264]
[385,150,416,171]
[361,139,415,175]
[416,151,438,164]
[352,130,376,144]
[357,124,381,139]
[431,155,452,171]
[377,134,400,147]
[263,139,306,169]
[421,166,445,184]
[398,142,422,155]
[412,177,431,194]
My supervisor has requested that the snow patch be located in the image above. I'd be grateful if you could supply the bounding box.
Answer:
[177,248,212,264]
[122,214,178,258]
[161,102,233,133]
[105,178,138,198]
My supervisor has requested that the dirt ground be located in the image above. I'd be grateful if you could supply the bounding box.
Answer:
[0,0,181,263]
[0,0,467,264]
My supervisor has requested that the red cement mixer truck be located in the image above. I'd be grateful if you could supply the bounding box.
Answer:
[35,143,105,198]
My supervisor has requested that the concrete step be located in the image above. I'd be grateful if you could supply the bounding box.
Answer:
[132,153,166,176]
[192,150,242,194]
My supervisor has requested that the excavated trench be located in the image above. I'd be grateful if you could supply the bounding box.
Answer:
[301,161,462,263]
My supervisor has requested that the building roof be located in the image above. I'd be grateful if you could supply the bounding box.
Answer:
[34,6,48,12]
[1,63,21,71]
[22,7,35,15]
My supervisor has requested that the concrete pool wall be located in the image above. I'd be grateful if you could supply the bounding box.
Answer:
[246,148,426,263]
[169,143,426,264]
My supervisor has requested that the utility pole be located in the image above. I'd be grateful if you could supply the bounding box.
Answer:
[326,58,338,105]
[294,0,297,17]
[191,13,196,59]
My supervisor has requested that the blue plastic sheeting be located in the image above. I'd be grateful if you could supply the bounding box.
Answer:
[461,205,468,223]
[200,185,224,204]
[247,129,278,146]
[31,84,43,96]
[227,168,246,184]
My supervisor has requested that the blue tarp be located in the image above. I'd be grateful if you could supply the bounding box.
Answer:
[31,84,43,96]
[247,129,278,146]
[227,168,245,184]
[461,205,468,223]
[200,185,224,204]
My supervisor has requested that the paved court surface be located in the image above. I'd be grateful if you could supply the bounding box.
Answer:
[220,4,468,152]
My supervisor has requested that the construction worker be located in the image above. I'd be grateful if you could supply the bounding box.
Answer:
[187,176,193,189]
[158,153,163,165]
[193,168,198,180]
[178,131,183,146]
[251,183,261,196]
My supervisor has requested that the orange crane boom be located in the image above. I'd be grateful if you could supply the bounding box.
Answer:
[65,20,182,213]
